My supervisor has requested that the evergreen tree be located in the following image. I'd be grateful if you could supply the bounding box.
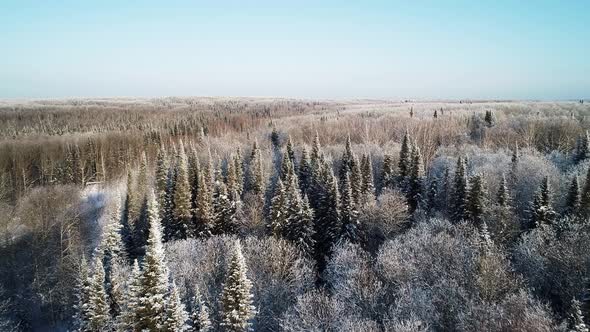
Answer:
[163,282,189,332]
[340,172,361,243]
[338,135,355,186]
[163,164,177,242]
[313,169,341,274]
[137,151,148,197]
[73,256,92,332]
[576,131,590,164]
[226,154,239,195]
[426,177,438,214]
[291,195,315,257]
[122,171,137,256]
[568,299,589,332]
[136,190,170,331]
[298,146,312,194]
[233,148,244,196]
[213,181,240,235]
[280,150,295,183]
[360,154,375,202]
[116,259,141,332]
[193,172,214,238]
[189,289,212,332]
[172,142,191,239]
[451,157,469,222]
[398,130,412,179]
[407,144,424,212]
[310,132,322,167]
[466,174,486,226]
[285,135,296,171]
[510,143,520,185]
[580,167,590,219]
[249,142,265,197]
[381,154,395,191]
[268,178,287,237]
[349,155,363,206]
[566,176,582,216]
[87,257,110,331]
[529,177,556,229]
[219,240,256,332]
[155,147,169,216]
[484,110,495,127]
[497,173,510,207]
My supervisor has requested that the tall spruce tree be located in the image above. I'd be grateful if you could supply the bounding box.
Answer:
[136,190,170,331]
[349,155,363,206]
[87,257,111,331]
[233,148,244,196]
[298,146,312,194]
[285,135,296,171]
[580,167,590,219]
[163,281,189,332]
[497,173,510,207]
[219,241,256,332]
[466,174,486,226]
[73,256,92,332]
[313,170,341,274]
[189,289,212,332]
[116,259,141,332]
[576,131,590,164]
[529,177,556,229]
[193,171,214,238]
[339,135,355,186]
[340,172,361,243]
[360,154,375,202]
[213,180,240,235]
[268,178,287,237]
[566,176,582,217]
[407,144,424,212]
[398,130,412,179]
[155,147,170,217]
[451,157,469,222]
[172,142,191,240]
[381,154,395,191]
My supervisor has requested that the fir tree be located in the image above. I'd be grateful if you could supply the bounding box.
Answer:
[291,195,315,257]
[87,257,110,331]
[73,256,92,332]
[381,154,395,191]
[313,170,341,274]
[155,147,169,216]
[398,130,412,179]
[219,240,256,332]
[529,177,556,229]
[268,178,287,237]
[163,282,189,332]
[163,164,177,242]
[568,299,589,332]
[310,132,322,166]
[193,172,214,238]
[340,172,361,243]
[360,154,375,202]
[407,144,424,212]
[298,146,312,194]
[285,135,296,171]
[451,157,469,222]
[510,143,520,185]
[576,131,590,164]
[189,289,212,332]
[349,155,363,206]
[338,135,355,186]
[249,142,265,197]
[116,259,141,332]
[497,173,510,207]
[137,151,148,197]
[136,190,170,331]
[122,171,137,257]
[580,167,590,219]
[280,150,295,184]
[213,181,240,235]
[172,142,191,240]
[466,174,486,226]
[233,148,244,196]
[566,176,582,217]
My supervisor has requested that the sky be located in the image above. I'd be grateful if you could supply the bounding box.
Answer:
[0,0,588,100]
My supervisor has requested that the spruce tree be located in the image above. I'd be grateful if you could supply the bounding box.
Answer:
[381,154,395,191]
[194,171,214,238]
[580,167,590,219]
[155,147,169,216]
[213,181,240,235]
[136,190,170,331]
[73,256,92,332]
[285,135,296,171]
[568,299,589,332]
[172,142,191,239]
[349,155,363,206]
[426,177,438,214]
[466,174,486,226]
[451,157,469,222]
[576,131,590,164]
[566,176,582,217]
[360,154,375,202]
[529,177,556,229]
[497,173,510,207]
[87,257,110,331]
[122,171,137,256]
[510,143,520,185]
[163,164,177,242]
[280,150,295,184]
[233,148,244,196]
[163,281,189,332]
[219,240,256,332]
[248,140,265,196]
[407,144,424,212]
[313,170,341,273]
[298,146,312,194]
[268,178,287,237]
[189,289,212,332]
[339,135,355,186]
[340,172,361,243]
[116,259,140,332]
[398,130,412,178]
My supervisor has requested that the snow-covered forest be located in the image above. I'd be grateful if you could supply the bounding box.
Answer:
[1,98,590,331]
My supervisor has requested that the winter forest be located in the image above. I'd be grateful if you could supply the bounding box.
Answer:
[2,98,590,332]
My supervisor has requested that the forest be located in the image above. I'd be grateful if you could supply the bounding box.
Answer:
[1,97,590,331]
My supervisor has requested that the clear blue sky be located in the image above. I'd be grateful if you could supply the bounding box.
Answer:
[1,0,588,100]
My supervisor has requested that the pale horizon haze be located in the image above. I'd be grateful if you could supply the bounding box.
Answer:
[1,0,588,100]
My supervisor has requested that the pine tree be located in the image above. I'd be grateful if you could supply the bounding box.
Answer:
[466,174,486,226]
[398,130,412,179]
[566,176,582,217]
[163,281,189,332]
[268,178,287,237]
[451,157,469,222]
[568,299,589,332]
[73,256,92,332]
[189,289,212,332]
[87,257,111,331]
[407,144,424,212]
[381,154,395,191]
[340,172,361,243]
[193,171,214,238]
[298,146,312,194]
[360,154,375,202]
[116,259,140,332]
[172,142,191,240]
[497,173,510,207]
[576,131,590,164]
[136,190,170,331]
[219,240,256,332]
[529,177,556,229]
